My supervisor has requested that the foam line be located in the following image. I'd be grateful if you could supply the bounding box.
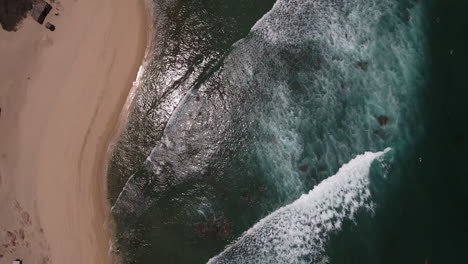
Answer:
[208,148,391,264]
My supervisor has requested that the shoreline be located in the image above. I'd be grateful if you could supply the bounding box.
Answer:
[105,0,154,155]
[103,0,155,260]
[0,0,150,263]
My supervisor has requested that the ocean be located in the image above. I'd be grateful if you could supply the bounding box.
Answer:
[107,0,468,263]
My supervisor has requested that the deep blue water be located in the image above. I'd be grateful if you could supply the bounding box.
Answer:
[107,0,468,263]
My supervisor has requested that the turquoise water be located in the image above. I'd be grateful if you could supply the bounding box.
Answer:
[108,0,468,263]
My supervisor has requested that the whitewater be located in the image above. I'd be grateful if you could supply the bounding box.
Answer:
[209,149,391,263]
[108,0,429,262]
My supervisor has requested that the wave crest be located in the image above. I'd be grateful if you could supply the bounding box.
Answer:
[209,148,391,264]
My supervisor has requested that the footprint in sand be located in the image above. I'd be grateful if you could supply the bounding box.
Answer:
[41,255,51,264]
[21,212,32,227]
[12,200,32,227]
[1,200,50,260]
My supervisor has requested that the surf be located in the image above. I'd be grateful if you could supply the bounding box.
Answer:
[209,149,391,263]
[109,0,429,262]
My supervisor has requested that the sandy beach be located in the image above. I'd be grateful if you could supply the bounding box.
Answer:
[0,0,148,263]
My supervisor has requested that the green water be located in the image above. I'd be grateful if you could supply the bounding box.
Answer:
[108,0,468,263]
[326,1,468,263]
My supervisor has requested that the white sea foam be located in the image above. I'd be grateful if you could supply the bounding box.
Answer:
[208,148,391,264]
[113,0,426,231]
[242,0,427,201]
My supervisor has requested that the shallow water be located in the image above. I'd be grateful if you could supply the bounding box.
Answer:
[107,0,468,263]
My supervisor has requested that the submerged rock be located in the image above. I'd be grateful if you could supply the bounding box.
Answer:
[376,115,389,126]
[357,61,369,71]
[298,165,308,172]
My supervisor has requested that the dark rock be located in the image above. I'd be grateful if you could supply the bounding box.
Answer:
[217,219,231,239]
[376,115,389,126]
[193,216,231,240]
[45,22,55,31]
[357,61,369,71]
[0,0,33,31]
[299,165,308,172]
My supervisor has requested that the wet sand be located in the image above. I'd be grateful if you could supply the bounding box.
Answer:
[0,0,149,262]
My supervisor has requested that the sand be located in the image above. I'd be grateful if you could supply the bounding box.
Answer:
[0,0,149,263]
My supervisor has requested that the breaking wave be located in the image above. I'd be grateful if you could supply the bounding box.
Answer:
[108,0,429,262]
[208,149,391,263]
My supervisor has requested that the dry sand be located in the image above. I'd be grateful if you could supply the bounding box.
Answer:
[0,0,149,263]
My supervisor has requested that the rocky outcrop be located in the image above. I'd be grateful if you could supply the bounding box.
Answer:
[0,0,33,31]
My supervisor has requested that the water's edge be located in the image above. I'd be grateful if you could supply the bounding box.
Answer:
[103,0,155,261]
